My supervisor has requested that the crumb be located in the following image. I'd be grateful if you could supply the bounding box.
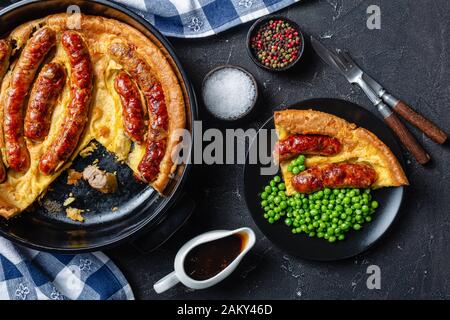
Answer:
[79,141,97,158]
[67,169,83,185]
[43,199,62,214]
[92,158,99,165]
[63,197,76,207]
[111,207,119,212]
[66,207,85,222]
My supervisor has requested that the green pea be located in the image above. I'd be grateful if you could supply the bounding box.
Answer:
[338,234,345,241]
[297,155,305,163]
[298,165,305,171]
[287,164,294,172]
[261,192,268,200]
[292,167,300,175]
[278,183,286,191]
[371,200,379,209]
[328,236,336,243]
[353,223,361,231]
[268,217,274,224]
[274,176,281,183]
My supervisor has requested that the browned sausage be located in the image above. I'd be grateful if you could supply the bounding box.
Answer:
[4,27,56,173]
[114,71,146,143]
[291,163,378,193]
[274,134,341,162]
[109,43,168,183]
[39,31,92,175]
[0,39,11,182]
[0,39,10,78]
[24,62,66,140]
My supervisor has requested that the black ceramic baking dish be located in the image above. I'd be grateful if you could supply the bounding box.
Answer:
[0,0,198,253]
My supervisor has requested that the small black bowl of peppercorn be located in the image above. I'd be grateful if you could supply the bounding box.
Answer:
[247,16,305,72]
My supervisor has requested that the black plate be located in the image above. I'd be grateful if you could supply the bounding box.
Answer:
[0,0,197,253]
[244,99,405,261]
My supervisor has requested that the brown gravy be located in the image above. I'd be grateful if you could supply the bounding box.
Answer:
[184,233,246,281]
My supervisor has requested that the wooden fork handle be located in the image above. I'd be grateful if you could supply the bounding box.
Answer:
[384,112,430,165]
[393,101,447,144]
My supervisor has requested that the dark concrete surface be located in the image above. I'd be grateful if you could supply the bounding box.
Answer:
[2,0,449,300]
[109,0,449,300]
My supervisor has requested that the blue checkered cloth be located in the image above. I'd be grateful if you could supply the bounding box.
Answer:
[0,238,134,300]
[113,0,300,38]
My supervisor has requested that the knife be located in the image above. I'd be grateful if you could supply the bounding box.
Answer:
[311,36,433,164]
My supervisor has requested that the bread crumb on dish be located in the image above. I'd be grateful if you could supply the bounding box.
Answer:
[67,169,83,185]
[83,165,118,194]
[63,197,76,207]
[66,207,85,222]
[79,141,98,158]
[111,206,119,212]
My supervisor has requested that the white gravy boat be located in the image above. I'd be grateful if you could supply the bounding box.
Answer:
[154,227,256,293]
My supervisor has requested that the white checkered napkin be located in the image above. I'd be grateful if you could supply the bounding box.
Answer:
[0,238,134,300]
[112,0,301,38]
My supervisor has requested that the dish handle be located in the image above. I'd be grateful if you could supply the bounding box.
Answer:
[154,271,180,294]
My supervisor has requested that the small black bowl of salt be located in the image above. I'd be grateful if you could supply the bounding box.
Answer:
[202,65,258,122]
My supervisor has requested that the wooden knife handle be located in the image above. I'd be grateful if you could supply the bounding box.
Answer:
[393,101,447,144]
[384,112,430,164]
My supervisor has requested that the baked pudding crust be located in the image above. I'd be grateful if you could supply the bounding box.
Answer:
[0,14,186,218]
[274,109,408,195]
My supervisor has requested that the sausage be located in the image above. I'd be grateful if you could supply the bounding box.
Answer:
[291,163,377,193]
[109,43,168,183]
[39,31,92,175]
[82,165,118,194]
[24,62,66,140]
[0,39,11,78]
[114,71,146,143]
[275,134,341,162]
[4,27,56,172]
[0,39,11,182]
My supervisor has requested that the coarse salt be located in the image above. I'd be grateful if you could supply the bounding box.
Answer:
[203,67,256,120]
